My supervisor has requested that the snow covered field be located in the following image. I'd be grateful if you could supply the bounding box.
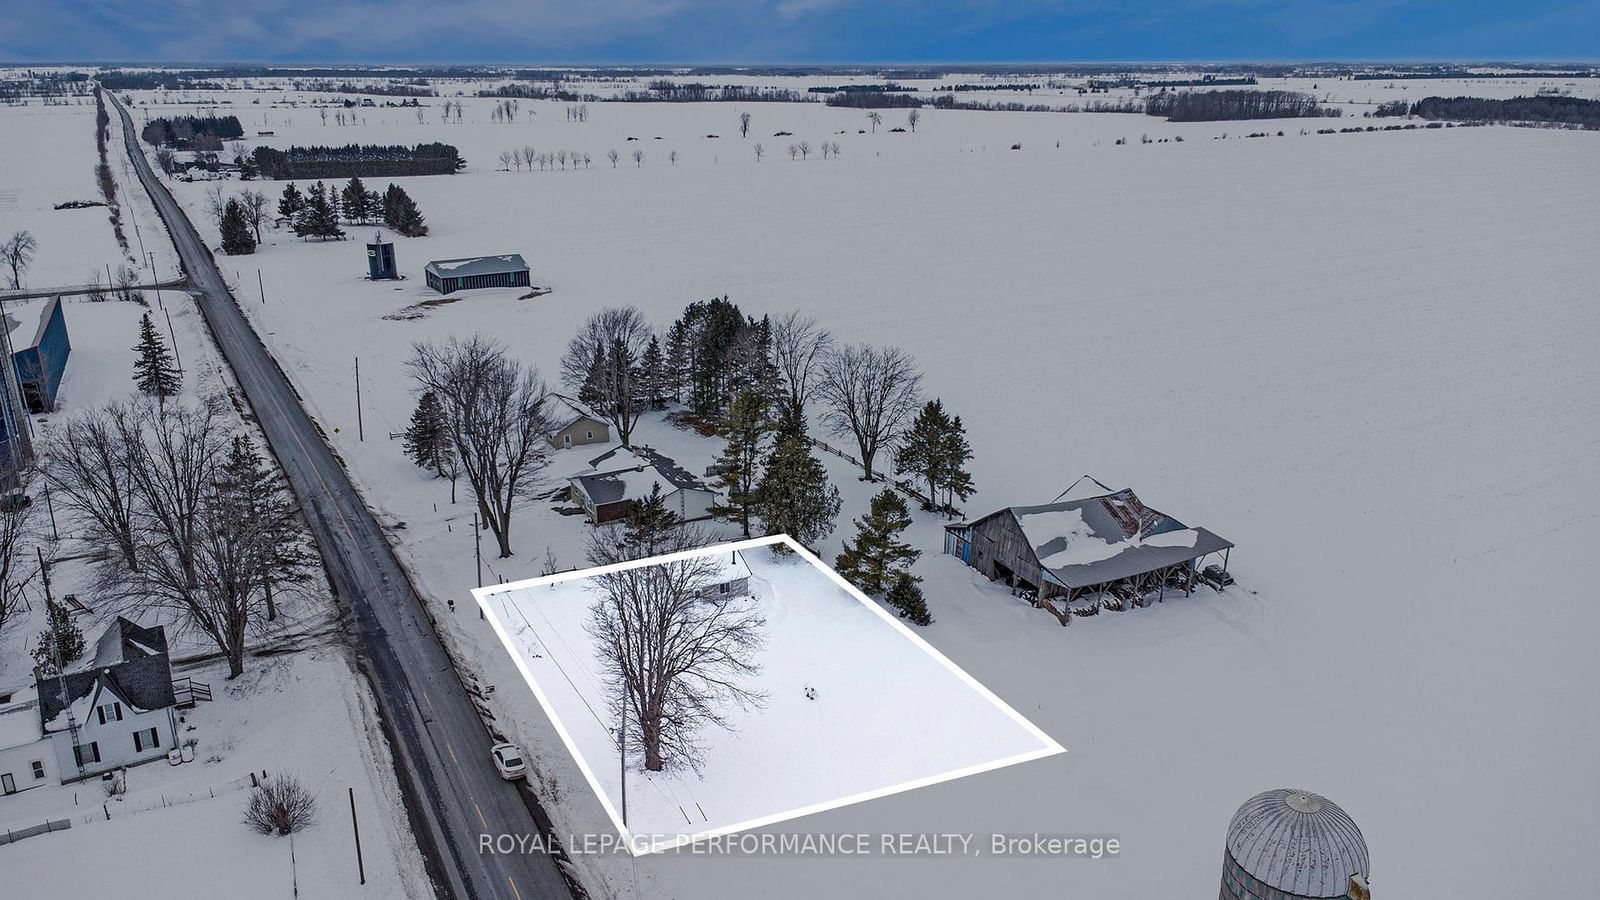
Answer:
[478,537,1060,852]
[123,86,1600,899]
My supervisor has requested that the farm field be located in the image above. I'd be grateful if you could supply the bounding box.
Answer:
[114,88,1600,899]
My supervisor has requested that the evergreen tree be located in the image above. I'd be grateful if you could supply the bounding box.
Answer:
[340,176,371,223]
[577,340,608,410]
[894,399,976,514]
[771,399,808,444]
[32,598,85,673]
[664,319,689,404]
[885,571,932,625]
[896,399,951,508]
[215,435,315,622]
[403,391,452,477]
[132,311,181,402]
[294,181,344,240]
[220,198,256,255]
[277,182,304,220]
[640,336,666,409]
[392,194,428,236]
[709,389,769,536]
[834,488,920,596]
[382,183,428,236]
[755,436,840,552]
[939,414,976,511]
[623,484,681,556]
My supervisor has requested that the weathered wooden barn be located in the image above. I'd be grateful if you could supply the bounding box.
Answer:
[945,476,1233,620]
[423,253,531,295]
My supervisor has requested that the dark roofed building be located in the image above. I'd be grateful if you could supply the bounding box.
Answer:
[32,618,181,781]
[945,477,1233,623]
[423,253,531,295]
[568,446,717,524]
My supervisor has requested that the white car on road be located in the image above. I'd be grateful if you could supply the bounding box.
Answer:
[491,742,528,780]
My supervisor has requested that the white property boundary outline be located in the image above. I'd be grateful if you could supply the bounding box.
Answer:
[472,534,1067,856]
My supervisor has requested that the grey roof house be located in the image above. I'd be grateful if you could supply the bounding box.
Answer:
[568,446,717,525]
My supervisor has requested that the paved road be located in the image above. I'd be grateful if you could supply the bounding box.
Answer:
[108,94,577,900]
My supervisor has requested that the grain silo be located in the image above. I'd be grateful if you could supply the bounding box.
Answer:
[1221,788,1370,900]
[366,233,397,280]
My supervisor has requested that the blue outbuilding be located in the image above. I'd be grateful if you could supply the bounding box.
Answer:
[11,297,71,413]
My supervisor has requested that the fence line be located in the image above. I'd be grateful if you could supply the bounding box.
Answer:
[0,769,265,846]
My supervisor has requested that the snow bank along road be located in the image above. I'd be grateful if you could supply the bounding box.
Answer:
[108,92,576,900]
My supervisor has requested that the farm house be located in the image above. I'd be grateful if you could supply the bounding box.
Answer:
[944,476,1233,620]
[567,446,717,525]
[545,393,611,449]
[423,253,531,295]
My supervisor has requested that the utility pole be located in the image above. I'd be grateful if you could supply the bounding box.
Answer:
[354,357,364,441]
[348,787,366,886]
[164,308,182,372]
[43,481,58,540]
[472,511,482,587]
[620,702,628,829]
[258,269,265,304]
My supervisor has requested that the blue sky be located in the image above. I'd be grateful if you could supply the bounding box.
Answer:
[3,1,1596,64]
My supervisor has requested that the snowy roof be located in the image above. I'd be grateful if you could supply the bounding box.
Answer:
[708,550,752,586]
[37,620,176,732]
[585,446,706,492]
[423,254,529,279]
[548,393,606,431]
[983,487,1232,589]
[1227,788,1369,897]
[0,686,42,750]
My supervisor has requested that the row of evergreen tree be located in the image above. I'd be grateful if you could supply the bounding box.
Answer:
[276,177,428,240]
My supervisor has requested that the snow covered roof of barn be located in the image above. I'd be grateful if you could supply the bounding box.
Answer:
[1000,486,1232,589]
[1226,788,1369,898]
[423,254,529,278]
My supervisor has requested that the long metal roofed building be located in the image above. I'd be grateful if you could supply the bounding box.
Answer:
[1222,788,1371,900]
[944,475,1233,611]
[423,253,531,294]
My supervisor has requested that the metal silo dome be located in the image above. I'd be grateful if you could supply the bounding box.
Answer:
[1222,788,1370,899]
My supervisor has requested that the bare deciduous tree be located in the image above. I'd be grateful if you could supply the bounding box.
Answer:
[203,184,229,231]
[817,343,923,481]
[867,110,883,133]
[237,189,270,242]
[907,109,921,132]
[586,555,766,772]
[2,230,38,289]
[798,140,811,160]
[0,466,43,638]
[739,111,752,138]
[632,149,644,167]
[44,402,140,571]
[560,306,653,447]
[244,774,317,835]
[407,336,555,558]
[753,142,764,162]
[770,311,833,421]
[608,148,620,168]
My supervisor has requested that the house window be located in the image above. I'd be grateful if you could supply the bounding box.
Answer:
[585,430,593,440]
[96,702,122,724]
[73,742,101,766]
[31,760,45,779]
[720,582,731,595]
[133,727,161,753]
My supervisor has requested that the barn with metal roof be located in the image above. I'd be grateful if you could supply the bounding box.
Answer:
[423,253,531,294]
[944,476,1233,620]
